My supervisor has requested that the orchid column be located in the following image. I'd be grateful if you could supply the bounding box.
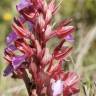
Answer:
[4,0,80,96]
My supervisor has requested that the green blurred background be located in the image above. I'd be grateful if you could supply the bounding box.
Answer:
[0,0,96,96]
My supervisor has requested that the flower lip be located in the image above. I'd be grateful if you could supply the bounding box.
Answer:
[4,45,17,56]
[3,65,13,76]
[12,55,26,69]
[51,79,64,96]
[4,55,27,76]
[16,0,33,12]
[5,45,17,52]
[6,32,17,45]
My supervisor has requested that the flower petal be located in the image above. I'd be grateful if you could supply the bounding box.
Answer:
[65,34,74,42]
[56,26,75,39]
[64,72,79,86]
[54,47,72,60]
[45,25,52,38]
[48,0,56,13]
[12,55,26,69]
[12,21,30,38]
[63,72,80,96]
[5,45,17,52]
[3,65,13,76]
[16,0,32,11]
[51,79,64,96]
[6,32,17,45]
[41,48,52,66]
[4,45,17,56]
[57,18,72,28]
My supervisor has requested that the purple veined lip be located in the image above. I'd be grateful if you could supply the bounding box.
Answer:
[12,55,26,69]
[6,32,17,45]
[4,45,17,55]
[4,55,26,76]
[5,45,17,51]
[3,65,13,76]
[16,0,33,11]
